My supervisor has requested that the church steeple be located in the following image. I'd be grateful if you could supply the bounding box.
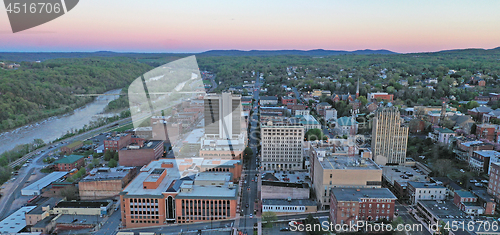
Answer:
[356,78,360,99]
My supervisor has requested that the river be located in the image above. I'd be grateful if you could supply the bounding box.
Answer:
[0,89,122,155]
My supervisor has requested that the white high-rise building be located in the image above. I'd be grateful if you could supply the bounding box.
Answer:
[371,107,409,165]
[261,121,304,170]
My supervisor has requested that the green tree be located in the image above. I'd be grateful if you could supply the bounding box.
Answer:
[243,147,253,161]
[358,96,368,106]
[104,150,113,161]
[108,158,118,168]
[305,128,327,141]
[261,211,277,228]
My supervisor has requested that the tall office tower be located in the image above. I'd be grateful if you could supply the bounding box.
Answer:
[204,93,242,139]
[261,121,304,171]
[371,107,409,165]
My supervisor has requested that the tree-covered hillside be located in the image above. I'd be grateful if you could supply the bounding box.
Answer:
[0,57,151,131]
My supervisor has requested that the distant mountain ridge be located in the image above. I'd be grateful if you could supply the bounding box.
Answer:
[2,47,500,61]
[198,49,396,56]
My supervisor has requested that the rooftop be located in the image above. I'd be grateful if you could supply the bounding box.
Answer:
[55,200,111,209]
[53,155,84,164]
[176,181,238,200]
[408,181,446,189]
[435,128,455,134]
[382,166,428,185]
[332,188,397,201]
[81,167,135,182]
[122,140,164,150]
[260,96,278,100]
[121,159,180,197]
[32,215,56,229]
[0,206,36,234]
[27,197,63,215]
[455,190,475,198]
[337,116,357,127]
[22,172,68,192]
[473,150,500,158]
[320,155,380,170]
[55,214,99,225]
[418,200,466,220]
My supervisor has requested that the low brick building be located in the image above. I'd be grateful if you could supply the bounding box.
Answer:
[104,134,132,151]
[118,140,164,167]
[330,188,397,224]
[78,167,137,200]
[60,141,83,155]
[54,155,85,171]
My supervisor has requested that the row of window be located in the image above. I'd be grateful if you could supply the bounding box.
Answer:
[263,206,305,210]
[131,220,159,224]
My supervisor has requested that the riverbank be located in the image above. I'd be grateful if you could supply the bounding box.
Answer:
[0,89,123,155]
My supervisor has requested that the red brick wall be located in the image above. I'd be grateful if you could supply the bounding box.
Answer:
[118,143,164,167]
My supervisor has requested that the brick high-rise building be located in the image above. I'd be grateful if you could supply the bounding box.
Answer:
[488,162,500,203]
[120,159,238,228]
[371,107,409,165]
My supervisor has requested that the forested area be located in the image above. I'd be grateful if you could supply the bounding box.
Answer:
[0,57,151,131]
[197,48,500,109]
[2,48,500,133]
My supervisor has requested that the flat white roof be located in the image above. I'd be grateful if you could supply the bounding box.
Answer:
[22,172,68,194]
[0,206,36,234]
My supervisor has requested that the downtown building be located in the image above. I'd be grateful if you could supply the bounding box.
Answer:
[260,120,304,171]
[371,107,409,165]
[310,144,382,209]
[329,188,397,225]
[201,93,247,160]
[120,159,239,228]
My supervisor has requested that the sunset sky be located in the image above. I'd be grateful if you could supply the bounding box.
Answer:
[0,0,499,53]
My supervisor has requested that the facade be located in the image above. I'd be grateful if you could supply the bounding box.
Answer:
[324,109,337,121]
[468,106,493,122]
[470,150,500,174]
[104,134,132,151]
[367,93,393,102]
[316,102,332,116]
[281,96,296,105]
[329,188,397,225]
[261,181,309,200]
[371,107,409,165]
[54,155,85,172]
[453,190,484,215]
[120,159,238,228]
[53,200,112,216]
[429,128,455,144]
[25,197,62,226]
[259,96,279,106]
[476,123,499,142]
[30,215,56,234]
[310,145,383,209]
[260,122,304,171]
[262,199,317,215]
[78,167,137,200]
[407,182,446,205]
[118,140,164,167]
[488,162,500,203]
